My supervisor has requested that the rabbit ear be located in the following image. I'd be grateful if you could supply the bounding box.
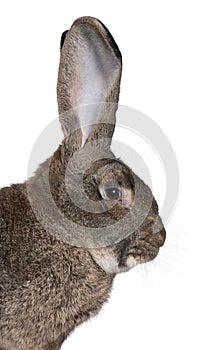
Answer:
[57,16,122,147]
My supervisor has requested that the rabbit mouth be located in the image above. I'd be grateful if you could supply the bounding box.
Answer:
[90,238,163,274]
[122,246,160,270]
[90,222,166,274]
[91,245,160,274]
[116,244,160,272]
[116,226,166,272]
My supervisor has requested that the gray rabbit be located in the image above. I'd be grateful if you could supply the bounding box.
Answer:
[0,16,166,350]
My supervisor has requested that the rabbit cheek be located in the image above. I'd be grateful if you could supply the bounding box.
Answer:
[91,251,120,274]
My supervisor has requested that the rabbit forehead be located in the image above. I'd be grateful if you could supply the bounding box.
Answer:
[96,161,135,190]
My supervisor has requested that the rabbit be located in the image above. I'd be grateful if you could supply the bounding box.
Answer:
[0,16,166,350]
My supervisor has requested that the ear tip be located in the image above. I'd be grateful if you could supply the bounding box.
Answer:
[72,16,122,63]
[73,16,100,26]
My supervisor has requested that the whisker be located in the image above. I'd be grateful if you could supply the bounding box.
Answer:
[133,221,190,290]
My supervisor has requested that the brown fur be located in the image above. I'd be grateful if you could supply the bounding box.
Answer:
[0,17,165,349]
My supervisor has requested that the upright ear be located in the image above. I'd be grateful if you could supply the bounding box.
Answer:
[57,16,122,146]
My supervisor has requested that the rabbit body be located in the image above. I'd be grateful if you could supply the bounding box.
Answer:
[0,16,166,350]
[0,183,113,350]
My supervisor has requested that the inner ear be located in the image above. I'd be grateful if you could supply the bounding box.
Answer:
[70,24,121,145]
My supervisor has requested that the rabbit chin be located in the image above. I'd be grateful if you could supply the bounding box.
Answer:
[90,250,139,274]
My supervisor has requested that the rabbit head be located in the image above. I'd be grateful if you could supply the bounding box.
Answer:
[44,16,166,274]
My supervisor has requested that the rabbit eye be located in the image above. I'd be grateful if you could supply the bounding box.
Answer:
[105,187,120,200]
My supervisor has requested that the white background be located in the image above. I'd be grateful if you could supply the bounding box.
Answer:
[0,1,206,349]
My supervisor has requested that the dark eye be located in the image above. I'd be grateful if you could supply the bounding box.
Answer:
[105,187,120,200]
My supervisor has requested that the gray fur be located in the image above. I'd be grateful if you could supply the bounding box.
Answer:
[0,17,166,350]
